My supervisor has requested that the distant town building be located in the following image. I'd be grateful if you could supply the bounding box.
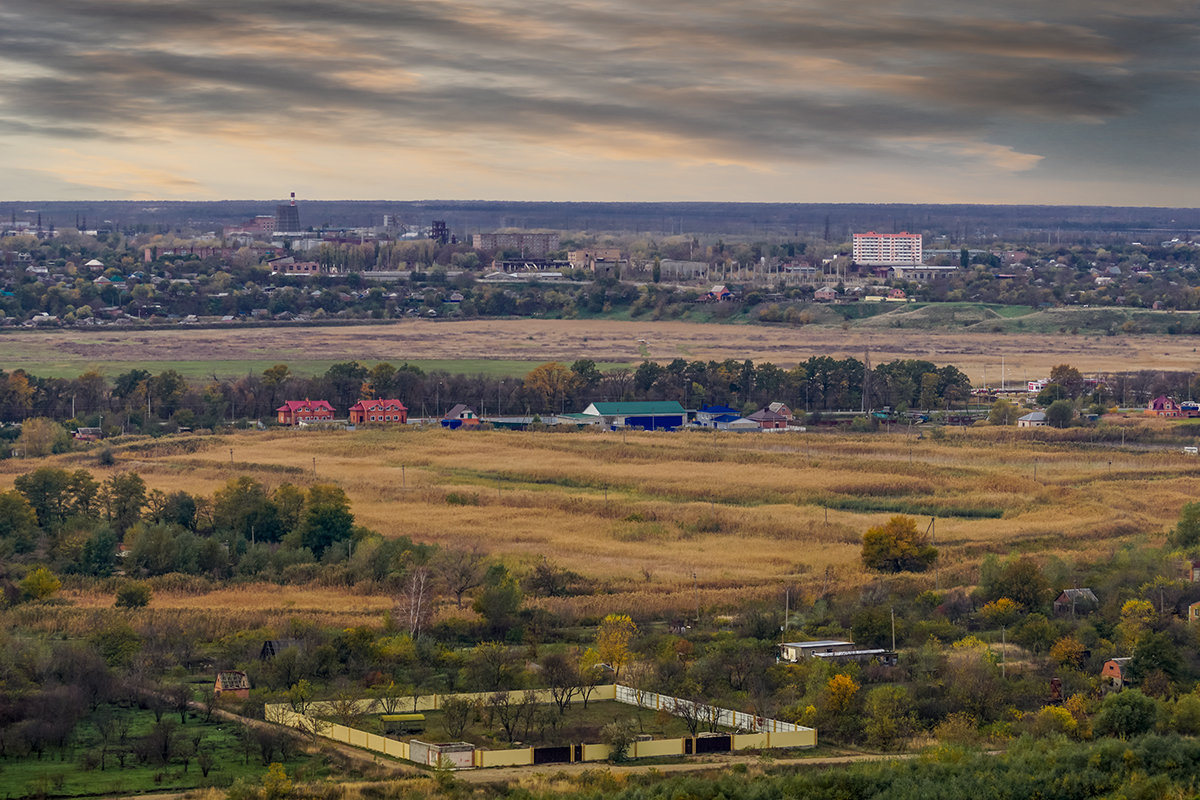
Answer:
[275,192,301,233]
[852,232,923,266]
[431,220,450,245]
[472,232,559,258]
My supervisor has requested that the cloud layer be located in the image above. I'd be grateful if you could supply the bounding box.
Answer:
[1,0,1197,202]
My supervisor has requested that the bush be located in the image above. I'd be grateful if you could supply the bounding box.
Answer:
[115,581,152,608]
[861,516,937,573]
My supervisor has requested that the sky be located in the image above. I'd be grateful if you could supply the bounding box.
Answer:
[1,0,1197,205]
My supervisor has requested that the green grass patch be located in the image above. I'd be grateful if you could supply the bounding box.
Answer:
[0,706,325,798]
[817,496,1005,519]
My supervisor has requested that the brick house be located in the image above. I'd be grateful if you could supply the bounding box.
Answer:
[349,399,408,425]
[214,670,250,699]
[277,399,336,425]
[1147,396,1182,417]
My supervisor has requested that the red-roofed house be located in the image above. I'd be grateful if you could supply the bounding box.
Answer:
[277,399,336,425]
[1147,396,1182,417]
[349,399,408,425]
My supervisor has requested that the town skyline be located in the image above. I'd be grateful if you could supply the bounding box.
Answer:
[1,0,1198,206]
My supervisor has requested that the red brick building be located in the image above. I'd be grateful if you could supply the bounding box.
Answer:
[277,399,336,425]
[349,399,408,424]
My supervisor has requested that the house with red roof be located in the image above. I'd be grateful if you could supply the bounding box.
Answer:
[349,399,408,425]
[1147,396,1182,417]
[277,399,336,425]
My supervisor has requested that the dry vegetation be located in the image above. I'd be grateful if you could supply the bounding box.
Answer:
[13,422,1197,622]
[0,318,1195,378]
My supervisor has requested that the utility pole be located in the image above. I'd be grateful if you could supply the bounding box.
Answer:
[784,588,789,634]
[1001,626,1007,678]
[890,607,896,652]
[693,572,700,625]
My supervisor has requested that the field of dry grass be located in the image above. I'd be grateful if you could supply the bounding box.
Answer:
[0,318,1194,380]
[10,423,1197,621]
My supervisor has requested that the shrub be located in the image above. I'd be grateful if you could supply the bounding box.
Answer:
[115,581,152,609]
[861,516,937,573]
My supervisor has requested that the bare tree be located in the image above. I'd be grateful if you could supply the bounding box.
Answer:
[441,696,475,740]
[541,652,580,716]
[400,567,434,638]
[436,545,486,609]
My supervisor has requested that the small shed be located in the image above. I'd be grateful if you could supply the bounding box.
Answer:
[1054,588,1099,616]
[408,741,475,769]
[780,640,857,662]
[1101,657,1132,688]
[1017,411,1047,428]
[215,670,250,699]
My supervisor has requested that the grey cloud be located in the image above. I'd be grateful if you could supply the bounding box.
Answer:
[0,0,1197,173]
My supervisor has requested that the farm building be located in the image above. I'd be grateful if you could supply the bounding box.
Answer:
[581,401,686,431]
[779,640,857,662]
[349,399,408,424]
[277,399,335,425]
[1017,411,1047,428]
[1054,588,1099,615]
[441,404,480,429]
[214,670,250,699]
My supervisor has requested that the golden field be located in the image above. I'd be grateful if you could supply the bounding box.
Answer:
[10,422,1199,621]
[1,317,1197,379]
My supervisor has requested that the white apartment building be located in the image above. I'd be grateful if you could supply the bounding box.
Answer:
[852,232,923,265]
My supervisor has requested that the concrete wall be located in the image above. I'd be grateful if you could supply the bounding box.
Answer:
[632,738,686,758]
[476,747,534,768]
[263,682,815,772]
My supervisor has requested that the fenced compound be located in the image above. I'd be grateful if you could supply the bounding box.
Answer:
[264,684,815,769]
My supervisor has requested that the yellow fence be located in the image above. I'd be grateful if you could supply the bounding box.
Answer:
[263,683,814,770]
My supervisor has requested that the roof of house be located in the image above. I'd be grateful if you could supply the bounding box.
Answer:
[699,405,739,415]
[216,670,250,689]
[350,399,408,411]
[277,400,335,413]
[1057,588,1098,603]
[782,640,853,649]
[444,403,476,419]
[748,408,788,422]
[767,402,793,416]
[1018,411,1046,422]
[584,401,686,416]
[1150,395,1179,408]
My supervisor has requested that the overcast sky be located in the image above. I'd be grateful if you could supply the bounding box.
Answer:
[1,0,1197,204]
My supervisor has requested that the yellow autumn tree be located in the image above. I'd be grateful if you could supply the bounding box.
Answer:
[595,614,637,681]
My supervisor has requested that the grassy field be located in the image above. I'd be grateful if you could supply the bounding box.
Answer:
[20,421,1200,622]
[1,314,1199,382]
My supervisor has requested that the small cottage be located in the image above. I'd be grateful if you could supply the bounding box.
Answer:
[441,404,480,429]
[214,670,250,699]
[1054,588,1099,616]
[1101,657,1132,688]
[1017,411,1047,428]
